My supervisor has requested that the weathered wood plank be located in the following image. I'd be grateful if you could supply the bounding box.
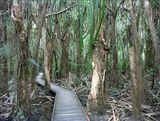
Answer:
[51,84,88,121]
[36,73,89,121]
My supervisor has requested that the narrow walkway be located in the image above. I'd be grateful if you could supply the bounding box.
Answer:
[36,73,89,121]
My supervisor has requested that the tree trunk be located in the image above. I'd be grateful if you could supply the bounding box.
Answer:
[43,27,52,90]
[87,26,108,113]
[145,29,155,70]
[109,1,118,85]
[0,0,9,94]
[111,15,118,85]
[31,1,48,88]
[12,1,31,117]
[60,37,69,77]
[144,0,160,78]
[0,11,8,94]
[129,1,145,118]
[76,11,82,78]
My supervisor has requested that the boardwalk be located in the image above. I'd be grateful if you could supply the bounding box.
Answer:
[36,73,89,121]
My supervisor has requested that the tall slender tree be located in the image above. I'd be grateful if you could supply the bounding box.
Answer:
[87,0,109,113]
[143,0,160,78]
[0,0,8,94]
[31,0,49,92]
[128,0,145,119]
[11,0,31,117]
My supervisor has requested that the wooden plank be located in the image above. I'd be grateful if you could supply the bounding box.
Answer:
[51,84,88,121]
[36,74,89,121]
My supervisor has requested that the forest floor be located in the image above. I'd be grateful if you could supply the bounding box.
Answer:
[1,74,160,121]
[0,84,55,121]
[89,75,160,121]
[55,74,160,121]
[27,85,55,121]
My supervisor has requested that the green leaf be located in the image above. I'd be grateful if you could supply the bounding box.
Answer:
[27,58,39,67]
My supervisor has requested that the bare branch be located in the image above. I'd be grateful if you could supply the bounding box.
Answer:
[46,4,80,17]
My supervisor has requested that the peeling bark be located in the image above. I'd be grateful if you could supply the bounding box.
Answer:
[111,15,118,85]
[143,0,160,78]
[12,0,31,117]
[0,0,9,94]
[60,36,69,77]
[87,26,108,113]
[42,27,51,87]
[31,1,49,88]
[129,1,145,118]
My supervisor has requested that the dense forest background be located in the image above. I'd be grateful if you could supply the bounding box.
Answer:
[0,0,160,121]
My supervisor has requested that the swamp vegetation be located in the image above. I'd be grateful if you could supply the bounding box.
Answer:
[0,0,160,121]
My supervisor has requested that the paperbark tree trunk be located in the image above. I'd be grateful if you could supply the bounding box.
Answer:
[111,15,118,85]
[0,0,8,95]
[144,0,160,78]
[31,1,49,88]
[129,1,145,118]
[76,14,81,78]
[110,1,118,85]
[12,0,31,117]
[87,26,108,113]
[42,27,52,90]
[145,29,155,70]
[60,36,69,77]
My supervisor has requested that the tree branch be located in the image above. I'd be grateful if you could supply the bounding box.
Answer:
[46,4,80,17]
[116,0,125,14]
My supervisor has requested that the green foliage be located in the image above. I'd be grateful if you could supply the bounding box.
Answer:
[147,68,156,77]
[118,59,129,73]
[84,60,92,74]
[93,0,106,42]
[74,77,81,86]
[27,58,39,67]
[78,2,84,57]
[89,0,94,55]
[8,78,14,96]
[16,110,25,120]
[0,44,11,57]
[88,0,106,55]
[150,0,160,9]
